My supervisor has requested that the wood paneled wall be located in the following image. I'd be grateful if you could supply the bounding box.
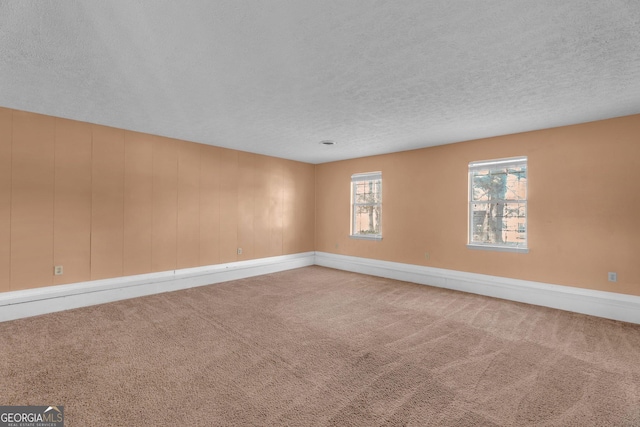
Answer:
[54,118,92,285]
[0,109,12,291]
[0,107,315,292]
[11,112,55,290]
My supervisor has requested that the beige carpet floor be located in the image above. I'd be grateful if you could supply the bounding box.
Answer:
[1,266,639,426]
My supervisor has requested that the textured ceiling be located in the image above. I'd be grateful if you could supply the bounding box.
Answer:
[1,1,639,164]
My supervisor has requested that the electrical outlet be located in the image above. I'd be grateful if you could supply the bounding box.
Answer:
[237,248,243,255]
[54,265,63,276]
[608,272,617,282]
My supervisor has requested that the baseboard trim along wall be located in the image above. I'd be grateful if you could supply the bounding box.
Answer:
[314,252,640,325]
[0,252,315,322]
[3,251,639,325]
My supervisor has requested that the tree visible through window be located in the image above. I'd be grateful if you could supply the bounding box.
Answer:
[351,172,382,239]
[469,157,527,250]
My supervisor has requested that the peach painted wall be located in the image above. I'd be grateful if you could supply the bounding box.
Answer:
[2,106,638,297]
[0,107,315,292]
[316,115,640,296]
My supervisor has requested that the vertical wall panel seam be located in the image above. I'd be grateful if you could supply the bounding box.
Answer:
[53,119,58,278]
[123,131,128,273]
[146,138,152,270]
[252,160,257,257]
[277,163,281,256]
[89,125,94,278]
[175,142,179,272]
[313,164,317,251]
[216,151,219,263]
[174,143,182,269]
[219,152,224,263]
[176,143,179,268]
[8,110,13,289]
[151,136,156,271]
[280,165,286,255]
[48,117,54,286]
[236,153,239,260]
[198,147,203,265]
[196,147,201,266]
[217,150,221,265]
[248,156,253,259]
[122,130,126,274]
[177,143,182,268]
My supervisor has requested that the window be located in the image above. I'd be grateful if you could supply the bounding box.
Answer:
[468,157,527,252]
[350,172,382,240]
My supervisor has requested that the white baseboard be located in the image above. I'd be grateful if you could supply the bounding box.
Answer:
[3,251,639,325]
[314,252,640,325]
[0,252,315,322]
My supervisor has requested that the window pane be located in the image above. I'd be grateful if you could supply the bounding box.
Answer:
[354,205,381,235]
[472,171,491,201]
[471,202,526,245]
[471,166,526,202]
[502,202,526,244]
[354,179,381,204]
[505,166,526,200]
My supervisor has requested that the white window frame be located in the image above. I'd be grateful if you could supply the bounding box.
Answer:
[350,171,382,240]
[468,157,528,253]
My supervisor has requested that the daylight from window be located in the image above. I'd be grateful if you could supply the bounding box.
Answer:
[469,158,527,251]
[351,172,382,239]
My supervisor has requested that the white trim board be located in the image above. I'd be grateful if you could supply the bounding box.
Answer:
[2,251,639,325]
[0,252,315,322]
[314,252,640,325]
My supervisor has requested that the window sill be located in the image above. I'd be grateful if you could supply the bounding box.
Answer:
[467,244,528,254]
[350,234,382,241]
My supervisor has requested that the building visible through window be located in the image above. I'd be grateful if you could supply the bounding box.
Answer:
[468,157,527,252]
[351,172,382,239]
